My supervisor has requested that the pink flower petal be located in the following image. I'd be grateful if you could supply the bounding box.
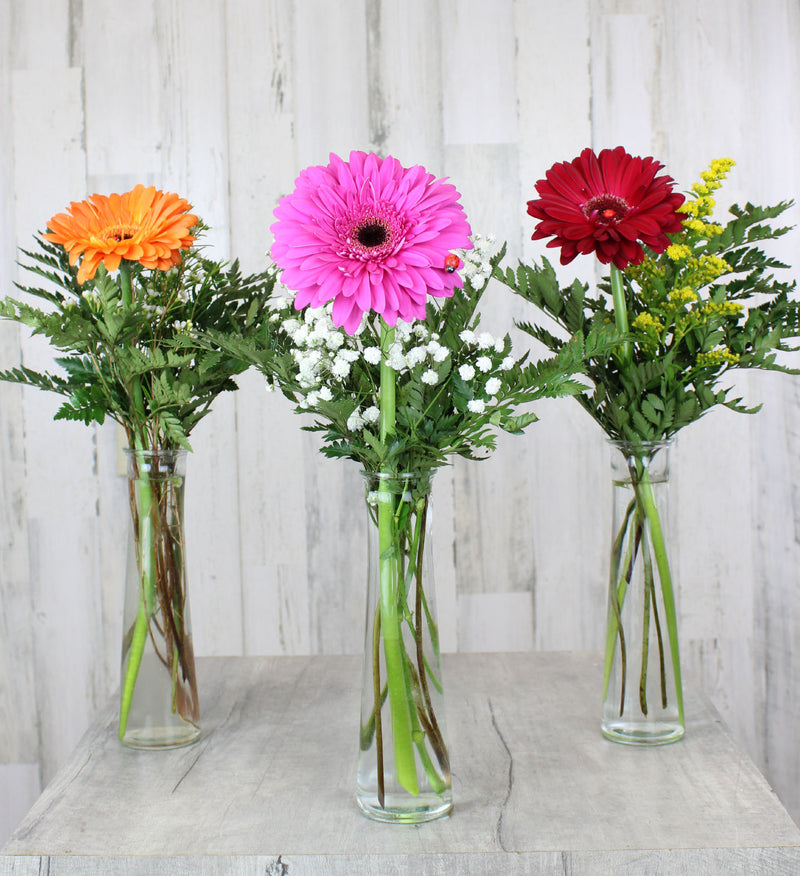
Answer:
[271,152,472,333]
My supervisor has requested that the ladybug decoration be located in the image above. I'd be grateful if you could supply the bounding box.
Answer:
[444,253,460,273]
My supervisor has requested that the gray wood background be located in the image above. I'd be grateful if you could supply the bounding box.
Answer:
[1,0,799,842]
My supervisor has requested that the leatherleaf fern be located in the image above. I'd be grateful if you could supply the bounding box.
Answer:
[498,167,800,443]
[0,231,277,449]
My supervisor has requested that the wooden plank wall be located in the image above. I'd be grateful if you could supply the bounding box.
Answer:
[1,0,798,840]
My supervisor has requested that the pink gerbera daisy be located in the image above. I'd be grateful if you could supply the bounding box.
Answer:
[270,151,472,334]
[527,146,685,270]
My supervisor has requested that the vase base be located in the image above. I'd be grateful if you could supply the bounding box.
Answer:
[357,792,453,824]
[120,725,200,750]
[601,720,684,746]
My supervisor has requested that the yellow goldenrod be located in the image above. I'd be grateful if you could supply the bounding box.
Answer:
[687,255,730,284]
[669,287,698,305]
[697,348,740,367]
[702,300,744,318]
[666,244,692,260]
[632,312,664,332]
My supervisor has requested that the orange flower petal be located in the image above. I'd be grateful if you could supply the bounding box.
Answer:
[77,252,102,284]
[44,185,197,283]
[102,252,122,273]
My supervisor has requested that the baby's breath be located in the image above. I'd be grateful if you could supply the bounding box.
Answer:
[260,234,583,473]
[459,363,475,381]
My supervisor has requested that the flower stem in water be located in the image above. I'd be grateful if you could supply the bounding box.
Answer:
[377,322,418,797]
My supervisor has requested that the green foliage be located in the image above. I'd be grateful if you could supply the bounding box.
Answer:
[0,234,278,450]
[497,169,800,445]
[218,239,586,476]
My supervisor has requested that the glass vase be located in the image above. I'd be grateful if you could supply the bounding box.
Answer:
[119,447,200,749]
[356,471,452,823]
[602,440,684,745]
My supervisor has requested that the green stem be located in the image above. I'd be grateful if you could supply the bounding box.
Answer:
[405,660,446,795]
[418,586,442,693]
[610,264,631,364]
[648,557,669,710]
[380,323,396,444]
[412,497,449,782]
[636,469,684,724]
[371,606,385,808]
[360,662,388,747]
[603,497,636,701]
[639,519,654,715]
[119,260,133,309]
[118,440,156,740]
[118,262,148,439]
[118,248,157,738]
[377,321,418,797]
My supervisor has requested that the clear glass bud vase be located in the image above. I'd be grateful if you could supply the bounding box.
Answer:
[120,448,200,749]
[602,440,684,745]
[357,471,452,823]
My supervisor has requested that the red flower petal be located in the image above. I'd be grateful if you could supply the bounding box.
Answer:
[526,147,685,270]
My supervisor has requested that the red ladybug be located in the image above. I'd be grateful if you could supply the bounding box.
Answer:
[444,254,460,273]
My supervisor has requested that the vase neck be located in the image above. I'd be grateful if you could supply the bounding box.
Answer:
[609,440,672,482]
[361,470,435,494]
[124,447,188,479]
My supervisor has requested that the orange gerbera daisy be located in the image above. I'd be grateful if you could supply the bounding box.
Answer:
[44,184,198,284]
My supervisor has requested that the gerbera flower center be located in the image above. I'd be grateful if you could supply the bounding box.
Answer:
[583,194,630,226]
[101,223,139,243]
[356,222,389,248]
[336,203,407,261]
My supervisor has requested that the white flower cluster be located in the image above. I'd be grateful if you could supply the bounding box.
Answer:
[79,288,103,309]
[454,233,497,286]
[372,313,516,419]
[271,251,519,430]
[271,293,361,401]
[456,326,516,415]
[347,404,380,432]
[76,283,195,339]
[380,320,451,376]
[139,278,191,319]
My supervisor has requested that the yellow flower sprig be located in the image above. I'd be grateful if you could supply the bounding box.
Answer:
[696,348,740,367]
[679,158,735,219]
[623,159,750,369]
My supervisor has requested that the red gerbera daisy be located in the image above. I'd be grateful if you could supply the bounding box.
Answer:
[270,151,472,334]
[526,146,685,270]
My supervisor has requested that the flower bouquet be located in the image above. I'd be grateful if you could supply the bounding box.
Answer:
[499,147,800,743]
[0,185,276,747]
[228,150,585,820]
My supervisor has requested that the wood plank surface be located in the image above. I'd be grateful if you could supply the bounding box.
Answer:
[1,653,798,875]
